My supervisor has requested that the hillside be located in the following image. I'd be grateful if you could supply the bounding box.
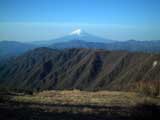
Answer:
[0,48,160,91]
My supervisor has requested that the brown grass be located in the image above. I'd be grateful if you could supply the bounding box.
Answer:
[136,80,160,97]
[12,90,160,107]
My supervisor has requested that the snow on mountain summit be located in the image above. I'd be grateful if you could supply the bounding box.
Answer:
[70,29,85,35]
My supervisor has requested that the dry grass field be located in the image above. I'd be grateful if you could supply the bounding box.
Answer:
[13,90,160,107]
[0,90,160,120]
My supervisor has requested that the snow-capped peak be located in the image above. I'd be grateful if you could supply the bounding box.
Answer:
[70,29,84,35]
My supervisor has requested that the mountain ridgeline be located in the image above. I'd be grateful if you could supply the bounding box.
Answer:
[0,41,36,61]
[50,40,160,53]
[1,29,160,61]
[0,48,160,91]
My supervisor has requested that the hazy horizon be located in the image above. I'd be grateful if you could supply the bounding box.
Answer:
[0,0,160,42]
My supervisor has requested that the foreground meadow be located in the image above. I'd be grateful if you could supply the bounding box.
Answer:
[13,90,160,107]
[0,90,160,120]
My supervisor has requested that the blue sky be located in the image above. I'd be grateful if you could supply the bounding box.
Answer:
[0,0,160,41]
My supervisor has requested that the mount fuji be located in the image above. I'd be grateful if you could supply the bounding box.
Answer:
[32,29,113,46]
[67,29,113,43]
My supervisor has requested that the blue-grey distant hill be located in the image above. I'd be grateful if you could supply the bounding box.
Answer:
[0,41,36,60]
[50,40,160,53]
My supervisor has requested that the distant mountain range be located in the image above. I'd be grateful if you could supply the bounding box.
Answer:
[0,29,160,61]
[0,28,160,91]
[0,41,36,61]
[0,48,160,91]
[50,39,160,53]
